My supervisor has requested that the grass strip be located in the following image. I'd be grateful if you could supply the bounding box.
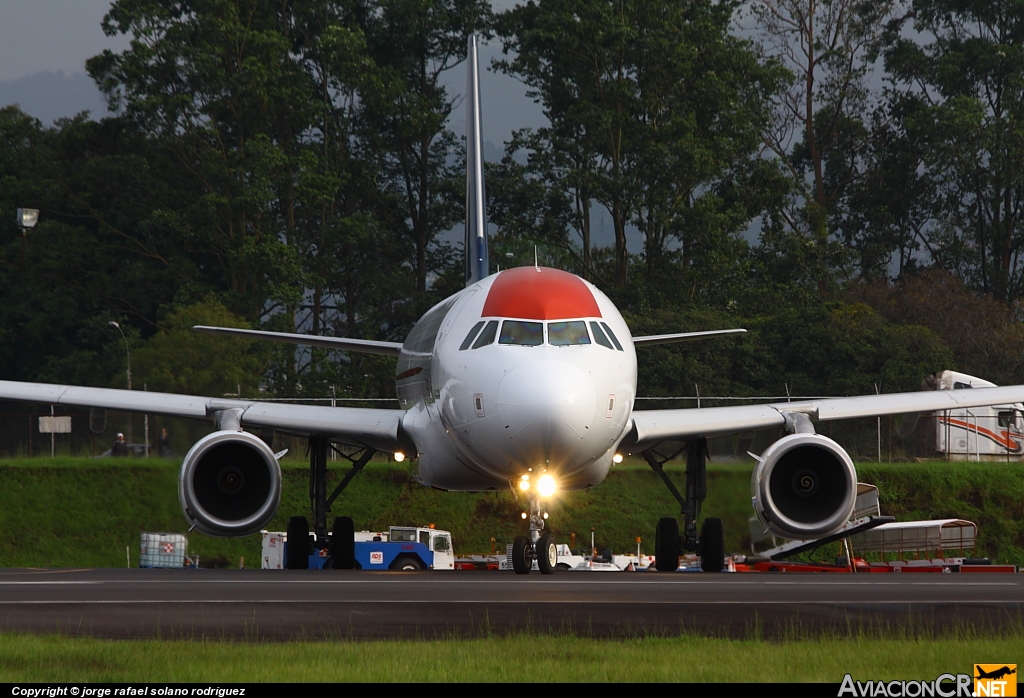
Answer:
[1,457,1021,567]
[0,631,1020,682]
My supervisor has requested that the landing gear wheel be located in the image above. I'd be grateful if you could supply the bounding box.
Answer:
[536,534,557,575]
[512,535,531,575]
[655,517,679,571]
[330,516,355,569]
[700,517,725,572]
[286,516,310,570]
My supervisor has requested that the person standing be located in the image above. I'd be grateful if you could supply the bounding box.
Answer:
[156,428,172,457]
[112,433,129,457]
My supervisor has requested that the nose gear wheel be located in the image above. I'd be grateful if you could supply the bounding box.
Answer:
[512,482,558,575]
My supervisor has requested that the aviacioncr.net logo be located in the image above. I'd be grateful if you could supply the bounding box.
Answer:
[838,674,973,697]
[974,665,1017,697]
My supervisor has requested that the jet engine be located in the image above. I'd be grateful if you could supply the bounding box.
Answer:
[179,430,282,537]
[750,433,857,539]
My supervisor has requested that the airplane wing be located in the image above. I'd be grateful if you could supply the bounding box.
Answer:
[192,326,403,357]
[624,384,1024,452]
[0,380,404,452]
[632,329,746,346]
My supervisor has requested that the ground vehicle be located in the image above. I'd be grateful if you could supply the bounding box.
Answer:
[913,371,1024,460]
[262,527,454,571]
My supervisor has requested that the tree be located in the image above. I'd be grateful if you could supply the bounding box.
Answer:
[752,0,898,290]
[87,0,311,319]
[133,298,265,396]
[495,0,785,299]
[359,0,491,293]
[879,0,1024,302]
[848,270,1024,386]
[0,108,203,386]
[86,1,429,397]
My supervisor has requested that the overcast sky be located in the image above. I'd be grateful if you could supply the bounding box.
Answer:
[0,0,541,146]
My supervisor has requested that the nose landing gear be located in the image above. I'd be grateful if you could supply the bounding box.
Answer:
[511,488,557,575]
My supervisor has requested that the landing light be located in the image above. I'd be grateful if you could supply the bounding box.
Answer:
[521,512,527,519]
[394,451,405,463]
[518,479,530,492]
[537,474,557,497]
[613,453,623,464]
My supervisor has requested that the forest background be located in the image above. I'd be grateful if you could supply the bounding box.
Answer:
[3,0,1024,458]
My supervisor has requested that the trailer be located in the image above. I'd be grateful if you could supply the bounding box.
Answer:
[917,370,1024,460]
[262,526,454,570]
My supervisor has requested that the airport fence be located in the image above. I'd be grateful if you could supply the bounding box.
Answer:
[0,391,1016,463]
[0,395,399,460]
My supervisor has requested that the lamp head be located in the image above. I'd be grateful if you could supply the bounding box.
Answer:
[16,209,39,229]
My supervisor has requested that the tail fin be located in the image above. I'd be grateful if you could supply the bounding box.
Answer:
[465,34,489,286]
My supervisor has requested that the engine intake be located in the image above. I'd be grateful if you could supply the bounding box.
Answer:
[179,430,282,537]
[751,433,856,539]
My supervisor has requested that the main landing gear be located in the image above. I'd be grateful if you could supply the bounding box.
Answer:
[511,487,558,575]
[285,435,375,570]
[643,438,725,573]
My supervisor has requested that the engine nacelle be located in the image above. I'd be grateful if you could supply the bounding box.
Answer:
[179,430,282,537]
[751,433,857,539]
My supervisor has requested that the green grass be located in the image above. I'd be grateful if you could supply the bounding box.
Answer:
[0,456,1021,568]
[0,631,1020,682]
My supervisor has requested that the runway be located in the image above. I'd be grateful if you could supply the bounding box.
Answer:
[0,568,1021,640]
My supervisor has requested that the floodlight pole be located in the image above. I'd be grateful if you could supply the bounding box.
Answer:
[109,321,133,445]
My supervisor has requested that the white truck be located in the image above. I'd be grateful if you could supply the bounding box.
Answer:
[918,370,1024,460]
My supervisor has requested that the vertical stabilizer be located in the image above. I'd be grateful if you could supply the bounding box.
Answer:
[465,34,489,285]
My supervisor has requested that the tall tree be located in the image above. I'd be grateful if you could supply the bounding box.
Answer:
[496,0,785,299]
[752,0,897,290]
[87,0,312,319]
[87,1,422,397]
[495,0,639,289]
[880,0,1024,302]
[359,0,491,293]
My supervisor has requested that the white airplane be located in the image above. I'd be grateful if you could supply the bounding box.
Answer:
[4,37,1023,574]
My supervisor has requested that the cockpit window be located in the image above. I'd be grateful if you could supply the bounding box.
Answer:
[459,321,485,351]
[548,321,591,346]
[590,322,614,350]
[600,322,624,351]
[499,320,544,346]
[472,320,498,349]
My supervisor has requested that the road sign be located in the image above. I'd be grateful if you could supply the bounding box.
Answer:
[38,416,71,434]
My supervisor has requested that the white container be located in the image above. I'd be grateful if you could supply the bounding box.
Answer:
[139,532,187,568]
[262,530,286,569]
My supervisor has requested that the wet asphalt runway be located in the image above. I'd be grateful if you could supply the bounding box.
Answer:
[0,568,1021,639]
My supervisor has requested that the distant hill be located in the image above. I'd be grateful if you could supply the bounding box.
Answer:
[0,70,109,125]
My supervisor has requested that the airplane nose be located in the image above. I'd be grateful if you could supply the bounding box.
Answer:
[496,360,597,471]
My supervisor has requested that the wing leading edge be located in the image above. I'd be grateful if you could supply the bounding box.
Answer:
[192,326,403,357]
[624,384,1024,452]
[632,329,746,346]
[0,380,404,452]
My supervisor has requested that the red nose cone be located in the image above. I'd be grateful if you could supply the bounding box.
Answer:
[481,267,602,320]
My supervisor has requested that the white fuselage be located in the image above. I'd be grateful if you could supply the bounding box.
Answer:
[396,267,637,491]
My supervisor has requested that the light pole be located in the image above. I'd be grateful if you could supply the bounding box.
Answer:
[109,321,132,446]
